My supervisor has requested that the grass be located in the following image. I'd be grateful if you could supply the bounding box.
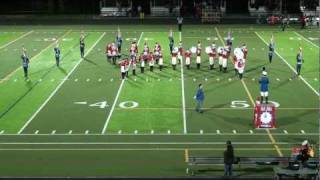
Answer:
[0,24,318,177]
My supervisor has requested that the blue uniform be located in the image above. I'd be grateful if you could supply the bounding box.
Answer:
[259,76,269,92]
[116,36,122,52]
[169,36,174,53]
[296,52,303,75]
[195,88,204,112]
[268,42,274,63]
[80,38,85,58]
[54,47,61,66]
[21,54,29,78]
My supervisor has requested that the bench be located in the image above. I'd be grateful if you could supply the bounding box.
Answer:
[186,156,319,176]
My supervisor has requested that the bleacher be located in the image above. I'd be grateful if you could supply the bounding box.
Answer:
[100,7,127,17]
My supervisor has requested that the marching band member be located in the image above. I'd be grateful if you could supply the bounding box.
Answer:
[242,43,248,60]
[125,59,129,78]
[149,52,155,72]
[269,36,275,63]
[171,47,178,70]
[158,52,164,71]
[111,43,118,65]
[208,43,217,70]
[131,55,137,76]
[185,50,192,69]
[21,47,29,79]
[237,56,245,79]
[80,33,85,58]
[116,28,123,53]
[196,41,201,70]
[139,53,146,73]
[218,46,223,72]
[154,42,161,64]
[169,29,174,53]
[222,46,228,73]
[54,41,61,67]
[178,41,183,64]
[106,43,112,62]
[226,31,233,48]
[120,60,126,79]
[296,47,303,76]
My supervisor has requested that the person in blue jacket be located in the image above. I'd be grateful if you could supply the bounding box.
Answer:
[259,70,269,104]
[194,83,205,113]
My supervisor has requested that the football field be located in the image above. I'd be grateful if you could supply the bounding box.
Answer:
[0,25,318,177]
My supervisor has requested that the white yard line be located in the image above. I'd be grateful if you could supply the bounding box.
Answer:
[17,32,106,134]
[179,31,187,134]
[0,30,34,49]
[0,148,292,151]
[101,32,144,134]
[0,142,291,145]
[255,32,319,96]
[9,132,320,136]
[293,31,319,48]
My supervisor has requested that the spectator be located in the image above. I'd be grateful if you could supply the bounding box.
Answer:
[224,140,234,177]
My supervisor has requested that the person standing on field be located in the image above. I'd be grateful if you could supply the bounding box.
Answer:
[224,140,234,177]
[194,83,204,113]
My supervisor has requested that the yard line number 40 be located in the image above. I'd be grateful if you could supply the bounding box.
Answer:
[231,100,280,108]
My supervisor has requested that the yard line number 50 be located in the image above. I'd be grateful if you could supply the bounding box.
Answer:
[230,100,280,108]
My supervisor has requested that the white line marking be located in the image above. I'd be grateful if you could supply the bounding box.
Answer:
[0,142,292,145]
[0,30,34,49]
[101,32,143,134]
[74,102,87,105]
[180,31,187,134]
[255,32,319,96]
[17,32,106,134]
[294,32,319,48]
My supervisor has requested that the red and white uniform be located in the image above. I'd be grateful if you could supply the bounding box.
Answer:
[154,44,161,60]
[218,47,223,66]
[120,61,126,73]
[158,53,163,66]
[143,45,150,54]
[242,46,248,60]
[139,54,146,67]
[148,53,155,66]
[196,48,201,64]
[172,50,178,65]
[125,59,130,73]
[236,57,245,74]
[130,44,138,57]
[106,44,112,56]
[221,48,228,68]
[209,47,216,65]
[131,56,137,70]
[111,45,118,57]
[178,42,183,61]
[185,51,191,65]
